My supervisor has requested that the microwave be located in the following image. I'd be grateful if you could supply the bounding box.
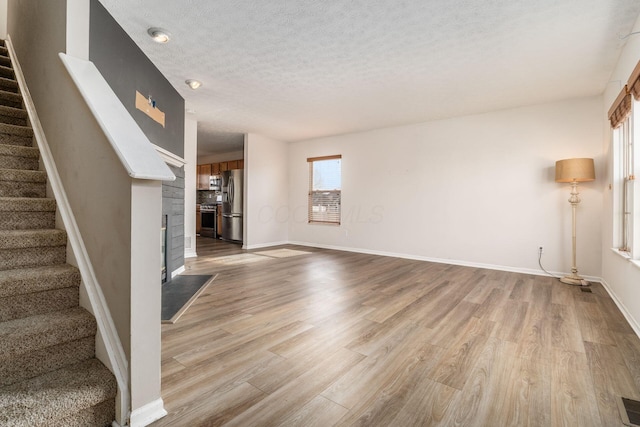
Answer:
[209,175,221,191]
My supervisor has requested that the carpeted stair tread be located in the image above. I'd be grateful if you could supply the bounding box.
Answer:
[0,211,55,230]
[0,144,39,170]
[0,245,66,270]
[0,144,39,159]
[0,197,56,230]
[0,358,117,427]
[0,169,47,198]
[0,77,19,94]
[0,197,55,212]
[0,133,31,147]
[0,122,32,137]
[0,46,8,57]
[0,198,56,230]
[0,122,33,147]
[0,229,67,249]
[0,307,95,359]
[0,64,15,80]
[0,286,79,322]
[0,264,80,298]
[0,168,46,183]
[0,88,21,108]
[58,398,115,427]
[0,104,27,119]
[0,335,94,387]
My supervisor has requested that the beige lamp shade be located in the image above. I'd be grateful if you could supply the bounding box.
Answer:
[555,158,595,183]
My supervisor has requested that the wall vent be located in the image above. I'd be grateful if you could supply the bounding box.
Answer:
[618,397,640,426]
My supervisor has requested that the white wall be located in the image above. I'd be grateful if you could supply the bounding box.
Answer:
[66,0,89,60]
[129,180,165,426]
[601,13,640,334]
[0,0,7,38]
[245,133,289,248]
[184,117,197,258]
[198,150,244,164]
[288,97,603,277]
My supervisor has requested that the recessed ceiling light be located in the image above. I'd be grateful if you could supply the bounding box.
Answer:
[147,27,171,43]
[185,79,202,90]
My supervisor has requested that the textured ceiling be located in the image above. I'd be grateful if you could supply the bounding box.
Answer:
[99,0,640,149]
[197,128,244,156]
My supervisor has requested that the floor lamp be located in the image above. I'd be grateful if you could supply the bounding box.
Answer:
[555,158,595,286]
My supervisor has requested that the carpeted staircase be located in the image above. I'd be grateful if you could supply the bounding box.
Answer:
[0,40,117,426]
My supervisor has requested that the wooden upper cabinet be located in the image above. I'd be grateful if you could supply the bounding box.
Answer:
[197,164,212,189]
[197,160,244,188]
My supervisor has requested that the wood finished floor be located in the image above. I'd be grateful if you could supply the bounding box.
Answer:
[151,237,640,426]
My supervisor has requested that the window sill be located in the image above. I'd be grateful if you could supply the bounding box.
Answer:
[610,248,640,270]
[308,221,340,226]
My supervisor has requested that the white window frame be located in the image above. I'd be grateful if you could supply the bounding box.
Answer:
[613,98,640,260]
[308,155,342,225]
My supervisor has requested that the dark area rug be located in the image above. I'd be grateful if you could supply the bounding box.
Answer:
[161,274,216,323]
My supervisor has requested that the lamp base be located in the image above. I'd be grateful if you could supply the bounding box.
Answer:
[560,275,590,286]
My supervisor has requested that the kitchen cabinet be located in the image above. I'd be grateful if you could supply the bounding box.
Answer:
[197,164,211,190]
[216,206,222,237]
[196,205,201,234]
[197,159,245,190]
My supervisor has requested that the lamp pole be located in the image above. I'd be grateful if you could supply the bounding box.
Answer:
[561,180,585,286]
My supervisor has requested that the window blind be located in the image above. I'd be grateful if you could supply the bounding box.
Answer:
[628,59,640,100]
[308,155,341,224]
[608,85,632,129]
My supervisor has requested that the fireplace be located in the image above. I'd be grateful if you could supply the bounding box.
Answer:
[161,214,167,283]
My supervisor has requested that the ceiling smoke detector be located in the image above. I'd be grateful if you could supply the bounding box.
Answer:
[186,79,202,90]
[147,27,171,43]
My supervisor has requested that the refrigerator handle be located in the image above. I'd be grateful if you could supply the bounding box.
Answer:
[229,176,234,205]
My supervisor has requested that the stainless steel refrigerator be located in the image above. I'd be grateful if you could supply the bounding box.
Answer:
[221,169,243,242]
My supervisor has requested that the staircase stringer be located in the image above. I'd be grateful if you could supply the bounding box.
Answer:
[5,34,130,427]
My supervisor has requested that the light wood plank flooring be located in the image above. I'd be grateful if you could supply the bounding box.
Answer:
[151,237,640,426]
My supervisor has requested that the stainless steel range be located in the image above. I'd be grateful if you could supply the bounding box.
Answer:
[200,204,217,238]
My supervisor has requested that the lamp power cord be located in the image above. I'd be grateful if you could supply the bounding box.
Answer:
[538,247,561,280]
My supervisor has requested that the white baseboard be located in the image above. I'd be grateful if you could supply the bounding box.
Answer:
[600,278,640,339]
[287,240,602,283]
[244,241,290,250]
[171,265,185,278]
[184,249,197,259]
[129,398,167,427]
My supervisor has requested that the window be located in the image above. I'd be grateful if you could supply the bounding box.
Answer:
[610,67,640,259]
[613,113,634,254]
[308,155,342,225]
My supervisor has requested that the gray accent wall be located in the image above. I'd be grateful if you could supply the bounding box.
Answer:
[163,166,185,276]
[89,0,186,278]
[88,0,185,157]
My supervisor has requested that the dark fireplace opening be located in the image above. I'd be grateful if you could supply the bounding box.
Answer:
[161,215,168,283]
